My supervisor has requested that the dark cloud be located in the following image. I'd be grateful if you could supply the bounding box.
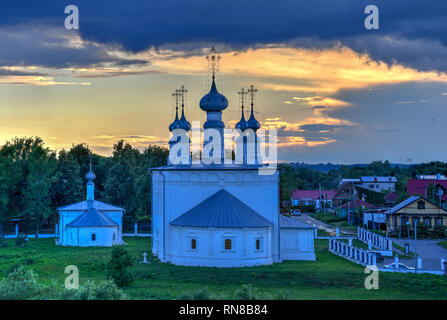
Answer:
[0,1,447,71]
[0,68,45,76]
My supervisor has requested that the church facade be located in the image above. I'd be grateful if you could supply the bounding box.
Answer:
[151,49,316,267]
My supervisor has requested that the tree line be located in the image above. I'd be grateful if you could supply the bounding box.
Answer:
[0,137,168,234]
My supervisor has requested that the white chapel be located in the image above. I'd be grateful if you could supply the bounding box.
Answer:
[57,162,125,247]
[151,48,316,267]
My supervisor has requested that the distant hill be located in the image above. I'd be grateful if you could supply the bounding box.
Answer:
[288,162,413,173]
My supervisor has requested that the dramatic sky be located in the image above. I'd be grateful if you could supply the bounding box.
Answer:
[0,0,446,163]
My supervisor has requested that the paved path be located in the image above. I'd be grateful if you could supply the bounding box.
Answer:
[292,213,355,236]
[393,239,447,259]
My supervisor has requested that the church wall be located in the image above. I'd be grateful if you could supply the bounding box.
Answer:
[152,169,281,264]
[280,229,316,261]
[59,210,84,245]
[65,226,118,246]
[101,210,124,241]
[169,226,273,267]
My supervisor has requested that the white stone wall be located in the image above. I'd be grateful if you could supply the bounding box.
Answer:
[65,226,119,247]
[168,226,273,267]
[280,228,316,261]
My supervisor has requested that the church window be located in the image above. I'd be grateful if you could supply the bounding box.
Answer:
[225,239,232,250]
[417,200,425,210]
[91,233,96,241]
[191,239,197,249]
[256,239,261,250]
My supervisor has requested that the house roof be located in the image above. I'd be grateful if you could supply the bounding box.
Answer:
[386,196,421,214]
[361,176,397,183]
[338,199,376,209]
[58,200,124,212]
[170,189,273,228]
[384,191,399,203]
[291,189,337,200]
[67,207,118,228]
[279,215,315,229]
[406,179,447,196]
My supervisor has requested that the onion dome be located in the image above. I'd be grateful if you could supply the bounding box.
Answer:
[169,109,179,131]
[246,105,260,131]
[85,165,96,181]
[177,104,191,131]
[199,77,228,112]
[235,106,247,131]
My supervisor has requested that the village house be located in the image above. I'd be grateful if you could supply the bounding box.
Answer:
[406,175,447,209]
[386,196,447,232]
[290,189,337,210]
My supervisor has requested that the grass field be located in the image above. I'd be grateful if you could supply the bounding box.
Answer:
[1,237,447,299]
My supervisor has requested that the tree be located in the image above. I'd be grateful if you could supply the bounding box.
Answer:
[106,246,134,287]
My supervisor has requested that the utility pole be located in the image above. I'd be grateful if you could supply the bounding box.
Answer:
[414,220,418,273]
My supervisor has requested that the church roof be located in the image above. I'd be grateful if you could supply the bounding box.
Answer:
[279,215,315,229]
[170,189,273,228]
[57,200,124,212]
[67,207,118,228]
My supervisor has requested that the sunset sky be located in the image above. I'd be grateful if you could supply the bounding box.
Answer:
[0,0,446,163]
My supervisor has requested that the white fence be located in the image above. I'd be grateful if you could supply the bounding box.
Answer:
[329,239,377,266]
[358,227,393,256]
[381,255,446,275]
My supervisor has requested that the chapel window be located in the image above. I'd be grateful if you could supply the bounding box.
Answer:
[225,239,232,250]
[256,239,261,250]
[91,233,96,241]
[191,239,197,249]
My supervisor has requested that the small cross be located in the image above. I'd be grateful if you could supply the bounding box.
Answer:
[238,88,248,109]
[179,85,188,106]
[247,85,258,107]
[206,46,221,78]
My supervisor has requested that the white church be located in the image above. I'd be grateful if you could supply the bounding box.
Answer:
[57,163,125,247]
[151,49,316,267]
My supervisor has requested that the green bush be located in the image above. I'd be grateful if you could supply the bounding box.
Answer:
[0,266,44,299]
[179,287,216,300]
[61,280,127,300]
[15,233,28,248]
[233,284,271,300]
[107,246,134,287]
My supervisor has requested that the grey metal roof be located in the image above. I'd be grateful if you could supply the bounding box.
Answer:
[170,189,273,228]
[67,207,118,228]
[279,215,315,229]
[58,200,124,212]
[361,176,397,183]
[386,196,420,214]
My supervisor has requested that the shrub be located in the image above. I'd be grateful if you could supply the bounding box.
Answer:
[107,246,134,287]
[179,287,215,300]
[0,266,41,299]
[61,280,127,300]
[233,284,271,300]
[15,233,28,247]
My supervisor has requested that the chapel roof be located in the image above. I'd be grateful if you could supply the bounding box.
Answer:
[67,207,118,228]
[170,189,273,228]
[57,200,124,212]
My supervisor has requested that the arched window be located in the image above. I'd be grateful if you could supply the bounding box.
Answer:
[224,239,232,250]
[191,239,197,249]
[91,233,96,241]
[256,239,261,250]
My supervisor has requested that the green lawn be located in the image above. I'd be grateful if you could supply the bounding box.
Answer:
[438,241,447,250]
[0,237,446,299]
